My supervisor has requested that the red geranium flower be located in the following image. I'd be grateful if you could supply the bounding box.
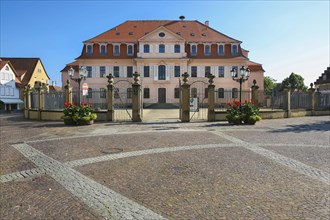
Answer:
[227,102,232,107]
[234,100,241,107]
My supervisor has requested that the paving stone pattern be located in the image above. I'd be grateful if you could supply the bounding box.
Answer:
[1,114,329,219]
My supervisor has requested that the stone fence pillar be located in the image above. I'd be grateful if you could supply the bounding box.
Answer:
[207,74,215,122]
[251,79,259,106]
[37,83,44,120]
[24,85,31,119]
[283,89,291,118]
[64,80,73,103]
[180,72,190,122]
[106,74,114,121]
[132,72,142,122]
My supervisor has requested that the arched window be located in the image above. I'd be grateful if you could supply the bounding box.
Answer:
[218,45,224,55]
[87,45,92,56]
[232,88,238,99]
[191,45,197,56]
[159,44,165,53]
[127,45,133,56]
[114,45,120,56]
[232,45,238,55]
[204,45,211,56]
[158,65,166,80]
[144,44,150,53]
[100,45,106,56]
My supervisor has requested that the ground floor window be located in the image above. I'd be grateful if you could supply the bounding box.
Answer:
[174,88,180,98]
[144,88,150,99]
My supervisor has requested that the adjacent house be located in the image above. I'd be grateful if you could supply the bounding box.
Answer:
[0,57,50,102]
[61,19,264,105]
[0,59,23,111]
[314,67,330,91]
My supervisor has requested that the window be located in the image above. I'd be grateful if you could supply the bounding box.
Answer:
[205,66,211,77]
[205,88,208,98]
[231,66,238,77]
[158,65,166,80]
[191,88,197,98]
[218,66,224,77]
[127,88,132,99]
[232,88,238,99]
[114,45,120,56]
[100,66,106,78]
[232,45,238,55]
[159,32,165,37]
[87,88,93,98]
[144,88,150,99]
[114,88,120,99]
[144,44,150,53]
[191,45,197,56]
[174,44,180,53]
[144,66,150,77]
[100,45,107,56]
[86,66,92,78]
[191,66,197,77]
[204,45,211,56]
[114,66,119,77]
[174,88,180,99]
[87,45,93,56]
[159,44,165,53]
[218,88,224,98]
[127,66,133,77]
[100,88,106,98]
[127,45,133,56]
[174,66,180,77]
[218,44,224,56]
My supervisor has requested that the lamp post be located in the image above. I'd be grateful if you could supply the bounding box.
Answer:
[68,66,87,104]
[230,66,250,105]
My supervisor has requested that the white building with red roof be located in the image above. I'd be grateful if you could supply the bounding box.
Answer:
[61,19,264,105]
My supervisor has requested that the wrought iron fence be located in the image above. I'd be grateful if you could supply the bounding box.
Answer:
[44,91,65,110]
[72,91,108,110]
[30,91,39,110]
[215,90,251,111]
[290,91,311,109]
[316,92,330,110]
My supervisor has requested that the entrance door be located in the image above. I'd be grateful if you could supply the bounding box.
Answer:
[158,88,166,103]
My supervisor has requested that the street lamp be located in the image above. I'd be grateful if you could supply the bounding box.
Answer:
[68,66,87,104]
[231,66,250,105]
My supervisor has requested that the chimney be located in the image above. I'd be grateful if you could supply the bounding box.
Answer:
[205,20,209,26]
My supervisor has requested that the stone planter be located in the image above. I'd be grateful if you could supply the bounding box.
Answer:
[76,119,94,126]
[63,117,76,125]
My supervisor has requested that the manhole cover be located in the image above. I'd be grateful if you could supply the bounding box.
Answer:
[100,148,123,154]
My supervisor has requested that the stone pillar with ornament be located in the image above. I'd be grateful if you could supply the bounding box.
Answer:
[24,84,32,119]
[308,83,316,115]
[251,79,260,106]
[64,79,73,103]
[180,72,190,122]
[106,73,114,121]
[132,72,142,122]
[207,73,215,122]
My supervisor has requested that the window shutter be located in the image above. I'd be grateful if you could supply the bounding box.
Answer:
[154,65,158,80]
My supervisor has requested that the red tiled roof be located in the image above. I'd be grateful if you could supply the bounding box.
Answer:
[247,60,265,72]
[60,60,79,72]
[85,20,241,44]
[0,57,50,86]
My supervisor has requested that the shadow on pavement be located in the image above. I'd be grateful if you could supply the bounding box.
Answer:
[269,121,330,133]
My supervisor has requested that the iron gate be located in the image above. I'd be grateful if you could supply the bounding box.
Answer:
[113,80,133,122]
[190,80,208,121]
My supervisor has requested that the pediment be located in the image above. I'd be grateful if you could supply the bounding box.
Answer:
[139,26,185,42]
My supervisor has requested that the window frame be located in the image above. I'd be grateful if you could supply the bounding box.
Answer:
[218,44,225,56]
[218,66,224,78]
[174,66,180,77]
[218,88,224,98]
[174,44,180,53]
[100,45,107,56]
[144,66,150,77]
[232,44,238,56]
[191,44,197,56]
[127,44,134,56]
[143,88,150,99]
[205,66,211,77]
[159,44,165,53]
[232,88,238,99]
[100,88,106,98]
[191,66,197,77]
[204,44,211,56]
[113,44,120,56]
[86,66,92,78]
[127,66,133,78]
[86,44,93,56]
[174,88,180,99]
[113,66,120,78]
[144,44,150,53]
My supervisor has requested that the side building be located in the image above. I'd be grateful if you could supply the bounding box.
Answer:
[61,19,264,105]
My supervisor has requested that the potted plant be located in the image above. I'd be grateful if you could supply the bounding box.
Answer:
[62,102,97,125]
[226,100,261,125]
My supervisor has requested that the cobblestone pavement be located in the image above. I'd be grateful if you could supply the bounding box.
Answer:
[0,113,329,219]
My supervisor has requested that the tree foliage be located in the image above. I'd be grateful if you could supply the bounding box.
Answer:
[281,72,307,91]
[264,76,277,94]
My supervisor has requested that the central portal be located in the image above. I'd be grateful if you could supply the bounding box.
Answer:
[158,88,166,103]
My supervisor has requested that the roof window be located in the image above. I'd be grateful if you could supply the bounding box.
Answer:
[202,33,206,36]
[129,32,133,35]
[176,32,181,35]
[116,32,120,35]
[190,33,195,36]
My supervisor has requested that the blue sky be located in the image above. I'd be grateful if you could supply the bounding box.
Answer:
[1,0,329,87]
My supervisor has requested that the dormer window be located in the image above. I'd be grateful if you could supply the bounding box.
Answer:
[86,45,93,56]
[113,44,120,56]
[232,44,238,56]
[191,44,197,56]
[218,44,225,56]
[159,44,165,53]
[100,44,107,56]
[204,44,211,56]
[127,44,134,56]
[144,44,150,53]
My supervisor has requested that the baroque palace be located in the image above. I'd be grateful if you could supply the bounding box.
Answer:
[61,19,264,105]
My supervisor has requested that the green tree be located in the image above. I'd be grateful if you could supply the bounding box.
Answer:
[281,72,307,91]
[264,76,277,94]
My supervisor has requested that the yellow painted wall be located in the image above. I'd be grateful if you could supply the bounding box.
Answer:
[28,60,50,89]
